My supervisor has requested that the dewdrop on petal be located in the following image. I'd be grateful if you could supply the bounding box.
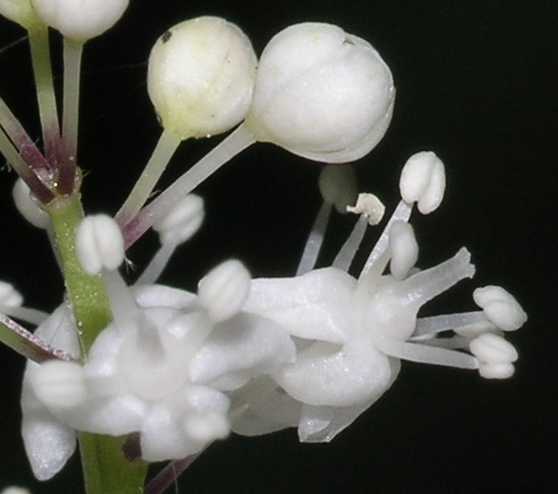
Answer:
[153,194,205,246]
[76,215,125,275]
[473,285,528,332]
[12,179,49,229]
[245,22,395,163]
[30,0,128,41]
[400,151,446,214]
[318,165,358,213]
[0,0,41,29]
[148,16,257,140]
[198,260,251,323]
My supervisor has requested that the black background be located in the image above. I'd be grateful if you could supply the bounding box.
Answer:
[0,1,556,492]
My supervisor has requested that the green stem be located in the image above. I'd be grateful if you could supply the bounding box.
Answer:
[47,194,148,494]
[28,25,60,163]
[62,38,84,162]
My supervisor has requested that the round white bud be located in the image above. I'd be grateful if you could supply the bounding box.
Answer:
[245,22,395,163]
[318,165,358,213]
[0,0,41,29]
[30,0,128,41]
[0,281,23,307]
[1,487,32,494]
[389,221,419,280]
[153,194,204,246]
[148,16,257,140]
[473,285,527,332]
[76,215,125,275]
[198,260,251,322]
[399,151,446,214]
[12,178,49,229]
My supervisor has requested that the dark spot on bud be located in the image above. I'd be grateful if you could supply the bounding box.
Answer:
[162,30,172,43]
[343,38,355,46]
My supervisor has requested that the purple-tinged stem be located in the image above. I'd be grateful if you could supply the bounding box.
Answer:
[0,313,74,363]
[145,454,200,494]
[0,96,51,173]
[0,127,54,203]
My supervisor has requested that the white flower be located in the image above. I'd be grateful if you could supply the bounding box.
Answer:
[22,260,295,471]
[148,16,257,140]
[30,0,128,41]
[245,22,395,163]
[0,0,41,29]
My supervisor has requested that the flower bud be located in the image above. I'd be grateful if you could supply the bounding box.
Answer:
[399,151,446,214]
[30,0,128,41]
[153,194,204,246]
[0,0,41,29]
[76,215,125,275]
[198,260,251,322]
[318,165,357,213]
[12,178,49,229]
[245,22,395,163]
[148,16,257,140]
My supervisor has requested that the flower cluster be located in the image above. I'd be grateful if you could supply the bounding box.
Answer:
[0,3,527,489]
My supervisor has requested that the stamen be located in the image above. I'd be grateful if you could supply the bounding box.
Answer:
[122,123,256,248]
[332,214,368,272]
[135,243,175,285]
[359,200,412,280]
[413,311,489,338]
[296,202,332,276]
[376,337,479,369]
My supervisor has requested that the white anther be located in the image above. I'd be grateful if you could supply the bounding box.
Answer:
[469,333,518,364]
[12,179,49,229]
[473,285,527,332]
[0,281,23,307]
[478,362,515,379]
[389,221,419,280]
[346,193,385,225]
[76,215,125,275]
[399,151,446,214]
[31,0,129,41]
[246,22,395,163]
[183,412,229,443]
[153,194,205,246]
[198,260,251,322]
[148,16,257,140]
[30,361,87,410]
[318,165,358,213]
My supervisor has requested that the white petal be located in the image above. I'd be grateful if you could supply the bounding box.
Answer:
[21,364,76,481]
[189,313,295,388]
[275,339,394,407]
[245,267,356,344]
[231,377,301,436]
